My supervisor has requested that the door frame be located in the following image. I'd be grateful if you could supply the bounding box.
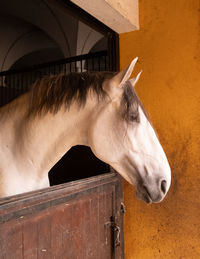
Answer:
[51,0,119,71]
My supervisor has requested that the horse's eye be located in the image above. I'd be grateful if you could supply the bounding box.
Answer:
[129,112,139,122]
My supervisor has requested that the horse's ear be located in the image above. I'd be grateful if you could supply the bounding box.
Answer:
[103,57,138,99]
[112,57,138,86]
[129,70,142,88]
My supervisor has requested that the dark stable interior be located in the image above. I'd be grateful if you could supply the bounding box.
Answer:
[48,145,110,186]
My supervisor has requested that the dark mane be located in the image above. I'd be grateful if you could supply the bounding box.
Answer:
[27,71,148,122]
[28,71,114,116]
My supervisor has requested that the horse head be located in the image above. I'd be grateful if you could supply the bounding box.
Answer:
[88,58,171,203]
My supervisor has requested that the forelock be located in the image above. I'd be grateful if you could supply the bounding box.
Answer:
[121,81,149,122]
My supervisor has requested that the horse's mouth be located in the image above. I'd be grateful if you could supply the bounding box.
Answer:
[142,186,153,204]
[136,185,152,204]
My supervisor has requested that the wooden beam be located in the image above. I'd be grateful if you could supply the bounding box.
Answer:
[70,0,139,33]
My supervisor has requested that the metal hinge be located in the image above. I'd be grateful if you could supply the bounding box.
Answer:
[120,202,126,214]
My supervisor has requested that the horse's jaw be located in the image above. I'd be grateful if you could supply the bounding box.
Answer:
[109,151,171,204]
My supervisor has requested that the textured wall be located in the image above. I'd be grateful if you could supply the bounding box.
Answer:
[120,0,200,258]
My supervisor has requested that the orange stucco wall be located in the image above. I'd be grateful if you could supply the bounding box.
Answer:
[120,0,200,258]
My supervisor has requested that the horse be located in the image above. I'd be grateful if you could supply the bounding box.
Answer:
[0,58,171,203]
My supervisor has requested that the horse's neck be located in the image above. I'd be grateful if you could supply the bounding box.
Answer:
[0,92,97,183]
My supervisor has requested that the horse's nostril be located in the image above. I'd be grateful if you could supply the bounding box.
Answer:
[160,180,167,194]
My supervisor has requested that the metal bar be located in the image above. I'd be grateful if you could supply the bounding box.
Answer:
[104,55,107,70]
[0,51,108,76]
[0,50,110,107]
[63,64,66,74]
[98,56,101,71]
[80,60,83,72]
[86,60,88,71]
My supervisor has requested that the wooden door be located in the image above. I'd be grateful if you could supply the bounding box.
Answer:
[0,172,124,259]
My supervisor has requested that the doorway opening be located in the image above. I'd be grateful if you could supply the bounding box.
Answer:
[0,0,119,186]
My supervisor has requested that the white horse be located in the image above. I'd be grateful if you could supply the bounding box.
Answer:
[0,58,171,203]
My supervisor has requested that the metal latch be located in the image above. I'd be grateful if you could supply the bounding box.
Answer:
[113,224,121,247]
[105,217,121,247]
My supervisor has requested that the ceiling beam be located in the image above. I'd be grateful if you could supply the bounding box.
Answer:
[70,0,139,33]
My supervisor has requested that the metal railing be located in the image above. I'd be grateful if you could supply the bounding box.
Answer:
[0,50,109,107]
